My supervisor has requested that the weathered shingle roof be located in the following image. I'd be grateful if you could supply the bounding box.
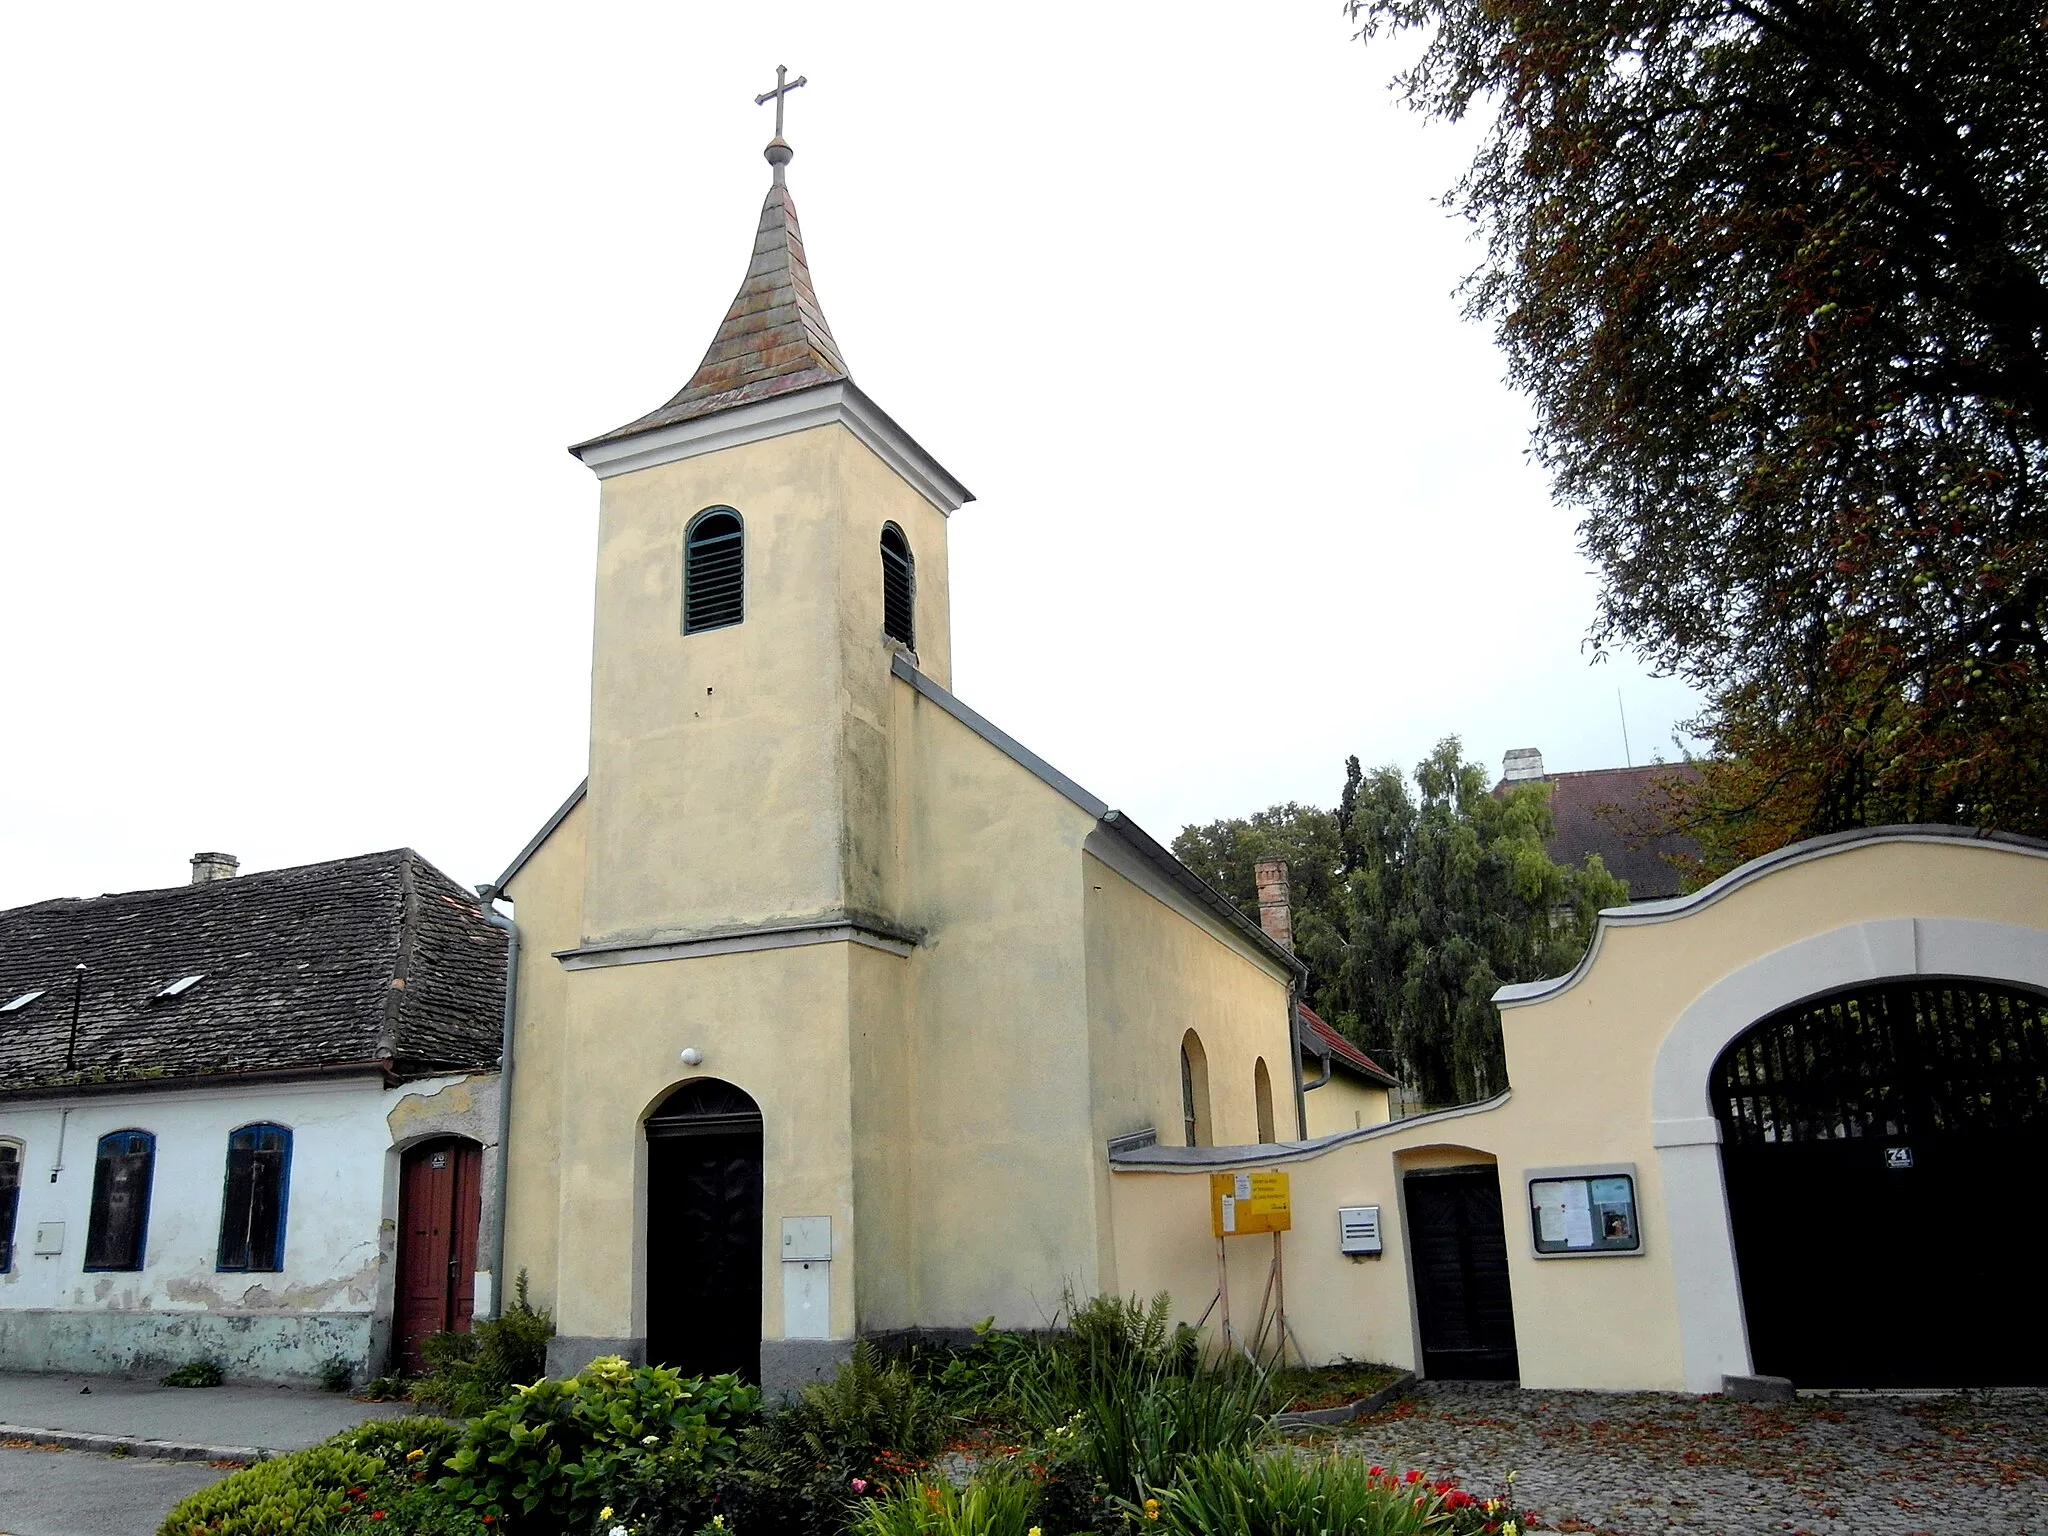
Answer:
[574,171,848,453]
[0,850,505,1098]
[1539,766,1700,902]
[1298,1004,1399,1088]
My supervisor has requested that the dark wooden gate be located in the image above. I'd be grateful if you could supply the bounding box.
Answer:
[1713,979,2048,1387]
[396,1137,482,1375]
[1403,1166,1519,1380]
[646,1079,764,1382]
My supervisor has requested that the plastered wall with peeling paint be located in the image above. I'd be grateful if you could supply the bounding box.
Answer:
[0,1070,498,1382]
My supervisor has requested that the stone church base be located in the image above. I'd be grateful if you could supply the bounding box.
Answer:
[0,1308,378,1385]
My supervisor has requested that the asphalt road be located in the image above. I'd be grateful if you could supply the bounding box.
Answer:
[0,1444,229,1536]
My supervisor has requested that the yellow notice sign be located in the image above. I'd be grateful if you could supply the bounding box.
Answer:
[1210,1170,1291,1237]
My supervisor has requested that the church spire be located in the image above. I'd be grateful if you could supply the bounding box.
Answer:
[575,71,848,451]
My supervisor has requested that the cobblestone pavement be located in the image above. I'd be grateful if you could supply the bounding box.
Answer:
[1324,1382,2048,1536]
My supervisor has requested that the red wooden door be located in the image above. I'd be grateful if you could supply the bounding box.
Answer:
[396,1138,482,1375]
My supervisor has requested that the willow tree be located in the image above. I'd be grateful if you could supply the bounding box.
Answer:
[1175,740,1625,1106]
[1351,0,2048,863]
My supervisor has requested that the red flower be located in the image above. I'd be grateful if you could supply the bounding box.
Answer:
[1404,1469,1423,1485]
[1446,1490,1474,1509]
[1369,1466,1385,1477]
[371,1513,386,1522]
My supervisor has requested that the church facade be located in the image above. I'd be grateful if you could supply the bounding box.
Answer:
[491,131,1302,1393]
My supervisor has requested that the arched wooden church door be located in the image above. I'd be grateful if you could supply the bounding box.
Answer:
[1712,978,2048,1387]
[645,1079,764,1382]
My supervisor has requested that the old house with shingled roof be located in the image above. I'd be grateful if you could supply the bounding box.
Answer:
[0,848,506,1383]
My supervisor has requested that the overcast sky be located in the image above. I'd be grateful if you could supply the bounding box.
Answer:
[0,2,1698,911]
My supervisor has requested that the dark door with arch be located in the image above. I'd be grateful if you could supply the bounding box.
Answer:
[1404,1166,1520,1380]
[646,1079,764,1382]
[1713,979,2048,1387]
[396,1137,483,1374]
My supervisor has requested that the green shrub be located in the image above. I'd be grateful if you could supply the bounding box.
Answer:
[1010,1293,1270,1503]
[1148,1450,1525,1536]
[849,1465,1039,1536]
[162,1359,225,1389]
[157,1443,384,1536]
[320,1356,357,1393]
[699,1343,950,1536]
[328,1416,465,1476]
[413,1271,555,1417]
[436,1355,759,1531]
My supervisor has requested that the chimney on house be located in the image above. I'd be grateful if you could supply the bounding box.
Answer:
[1253,857,1293,951]
[190,852,240,885]
[1502,747,1547,783]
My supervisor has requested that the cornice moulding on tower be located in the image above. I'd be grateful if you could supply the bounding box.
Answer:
[571,381,973,514]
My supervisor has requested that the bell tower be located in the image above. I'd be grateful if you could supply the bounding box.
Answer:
[567,104,972,948]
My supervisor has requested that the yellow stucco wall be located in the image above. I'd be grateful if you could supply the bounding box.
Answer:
[1302,1072,1391,1139]
[500,795,586,1318]
[580,424,950,946]
[1108,836,2048,1391]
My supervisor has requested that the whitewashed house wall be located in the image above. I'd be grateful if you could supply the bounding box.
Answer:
[0,1071,498,1381]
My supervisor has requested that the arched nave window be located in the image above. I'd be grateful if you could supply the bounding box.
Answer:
[1254,1057,1276,1144]
[1180,1031,1213,1148]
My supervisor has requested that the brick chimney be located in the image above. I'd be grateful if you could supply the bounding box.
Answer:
[190,852,240,885]
[1253,856,1293,951]
[1502,747,1547,783]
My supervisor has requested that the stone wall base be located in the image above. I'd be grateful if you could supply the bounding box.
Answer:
[0,1309,375,1384]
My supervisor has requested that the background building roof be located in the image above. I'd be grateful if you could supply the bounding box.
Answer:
[1299,1004,1399,1088]
[0,850,505,1097]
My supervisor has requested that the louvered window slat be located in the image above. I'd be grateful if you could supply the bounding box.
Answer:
[685,509,745,633]
[880,524,914,648]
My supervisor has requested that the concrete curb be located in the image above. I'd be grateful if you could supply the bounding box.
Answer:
[0,1422,265,1464]
[1275,1370,1419,1428]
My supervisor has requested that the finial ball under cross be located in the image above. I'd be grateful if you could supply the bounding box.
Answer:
[755,64,807,140]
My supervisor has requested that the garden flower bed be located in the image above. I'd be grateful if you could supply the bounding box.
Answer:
[161,1294,1534,1536]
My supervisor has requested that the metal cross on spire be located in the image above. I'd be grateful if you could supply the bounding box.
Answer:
[755,65,807,140]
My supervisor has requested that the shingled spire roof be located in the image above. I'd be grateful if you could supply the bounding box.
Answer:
[576,147,849,451]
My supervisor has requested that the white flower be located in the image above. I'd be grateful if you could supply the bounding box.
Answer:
[642,1434,660,1446]
[610,1526,629,1536]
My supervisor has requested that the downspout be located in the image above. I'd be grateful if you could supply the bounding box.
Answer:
[476,884,519,1321]
[1293,985,1330,1140]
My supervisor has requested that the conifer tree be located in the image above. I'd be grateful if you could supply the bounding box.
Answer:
[1175,739,1626,1106]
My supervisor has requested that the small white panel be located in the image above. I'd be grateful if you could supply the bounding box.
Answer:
[781,1216,831,1262]
[33,1222,64,1256]
[1337,1206,1382,1255]
[782,1260,830,1340]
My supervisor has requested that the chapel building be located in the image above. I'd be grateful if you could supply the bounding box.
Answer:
[491,128,1312,1392]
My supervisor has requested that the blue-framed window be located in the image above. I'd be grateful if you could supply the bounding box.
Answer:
[218,1123,292,1272]
[683,507,745,634]
[0,1140,22,1272]
[84,1130,155,1272]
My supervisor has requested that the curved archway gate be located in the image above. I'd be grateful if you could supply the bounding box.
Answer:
[646,1079,764,1382]
[1711,979,2048,1386]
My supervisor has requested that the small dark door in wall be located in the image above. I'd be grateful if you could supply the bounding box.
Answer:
[1404,1166,1520,1380]
[1714,979,2048,1387]
[396,1137,483,1375]
[646,1079,765,1382]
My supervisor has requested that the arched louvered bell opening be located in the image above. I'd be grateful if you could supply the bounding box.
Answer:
[880,523,914,648]
[684,508,745,634]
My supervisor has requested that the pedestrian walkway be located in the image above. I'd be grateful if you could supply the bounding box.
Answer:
[0,1371,409,1457]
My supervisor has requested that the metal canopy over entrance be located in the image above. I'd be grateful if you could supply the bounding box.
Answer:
[645,1078,765,1383]
[1712,978,2048,1387]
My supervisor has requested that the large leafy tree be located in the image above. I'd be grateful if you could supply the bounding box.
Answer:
[1175,740,1625,1106]
[1352,0,2048,861]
